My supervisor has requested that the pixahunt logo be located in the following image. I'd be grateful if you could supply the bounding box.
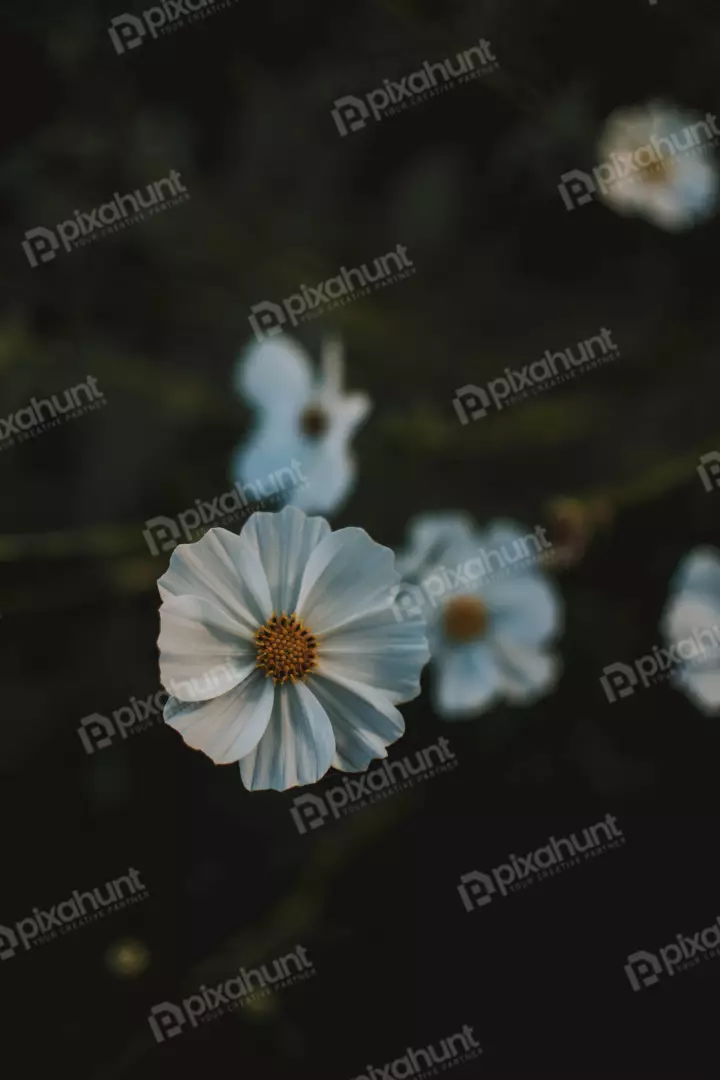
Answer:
[392,526,552,623]
[109,0,237,54]
[0,377,106,451]
[248,245,415,341]
[291,738,457,834]
[148,945,315,1042]
[625,915,720,991]
[453,328,619,423]
[600,625,720,703]
[22,171,189,268]
[458,814,624,911]
[143,461,308,555]
[559,112,720,210]
[332,38,498,136]
[0,868,148,960]
[78,690,169,754]
[351,1025,482,1080]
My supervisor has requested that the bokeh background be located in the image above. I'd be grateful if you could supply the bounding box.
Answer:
[3,0,720,1075]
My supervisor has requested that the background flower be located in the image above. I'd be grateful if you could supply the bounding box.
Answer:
[661,546,720,714]
[596,101,719,230]
[231,335,371,517]
[395,513,563,720]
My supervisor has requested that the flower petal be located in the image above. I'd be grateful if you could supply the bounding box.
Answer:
[240,505,331,613]
[310,671,405,772]
[320,336,344,397]
[475,519,547,577]
[667,547,720,609]
[673,668,720,715]
[296,527,399,635]
[158,527,273,633]
[484,574,562,648]
[164,671,275,764]
[286,443,356,517]
[158,594,257,701]
[661,594,720,661]
[238,681,335,791]
[235,335,313,414]
[396,512,476,580]
[432,642,502,720]
[318,603,429,703]
[494,637,560,703]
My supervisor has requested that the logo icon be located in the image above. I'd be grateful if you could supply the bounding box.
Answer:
[78,713,116,754]
[698,451,720,492]
[142,515,183,556]
[0,925,18,961]
[558,169,597,210]
[624,950,663,991]
[290,793,329,834]
[22,227,60,268]
[108,13,147,53]
[457,870,496,911]
[600,662,639,703]
[452,384,492,424]
[331,96,371,136]
[149,1002,187,1042]
[248,301,287,341]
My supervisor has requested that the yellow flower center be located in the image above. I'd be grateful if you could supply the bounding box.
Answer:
[299,404,329,438]
[443,595,489,643]
[639,156,675,186]
[255,612,318,685]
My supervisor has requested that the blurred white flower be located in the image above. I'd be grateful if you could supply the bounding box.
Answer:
[231,335,371,517]
[661,546,720,714]
[157,505,429,791]
[596,102,719,230]
[395,513,563,720]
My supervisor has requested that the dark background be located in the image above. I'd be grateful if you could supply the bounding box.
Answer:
[2,0,720,1075]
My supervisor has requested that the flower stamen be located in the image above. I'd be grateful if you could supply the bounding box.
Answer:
[443,595,489,643]
[299,404,329,438]
[255,612,318,685]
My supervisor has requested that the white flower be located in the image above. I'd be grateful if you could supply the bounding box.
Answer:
[596,101,718,230]
[661,546,720,714]
[157,505,429,790]
[231,335,371,517]
[395,513,563,720]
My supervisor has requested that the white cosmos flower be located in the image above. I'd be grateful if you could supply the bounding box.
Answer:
[231,335,371,517]
[395,513,563,720]
[660,546,720,714]
[157,505,429,790]
[596,101,719,230]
